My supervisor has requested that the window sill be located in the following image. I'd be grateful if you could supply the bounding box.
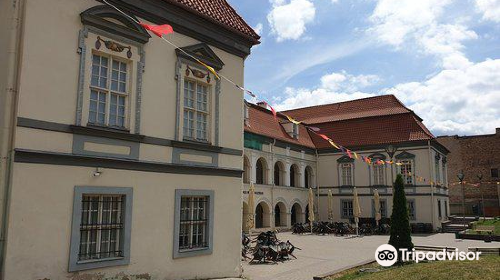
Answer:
[179,247,209,253]
[70,125,144,142]
[77,256,124,265]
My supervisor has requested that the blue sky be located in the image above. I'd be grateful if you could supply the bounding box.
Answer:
[227,0,500,136]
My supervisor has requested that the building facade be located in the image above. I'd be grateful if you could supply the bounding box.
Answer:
[437,130,500,217]
[243,96,450,233]
[0,0,259,279]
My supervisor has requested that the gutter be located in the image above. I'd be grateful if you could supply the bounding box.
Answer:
[0,0,24,276]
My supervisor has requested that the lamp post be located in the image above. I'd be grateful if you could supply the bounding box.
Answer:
[457,171,465,222]
[477,173,485,221]
[385,145,397,184]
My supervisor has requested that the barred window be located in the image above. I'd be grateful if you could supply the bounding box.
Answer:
[183,80,209,141]
[342,200,353,218]
[372,164,385,185]
[341,163,353,186]
[79,195,124,261]
[398,160,414,185]
[89,54,128,128]
[407,200,416,220]
[179,196,209,251]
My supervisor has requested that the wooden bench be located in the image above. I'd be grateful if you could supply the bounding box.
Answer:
[475,225,495,234]
[468,247,500,256]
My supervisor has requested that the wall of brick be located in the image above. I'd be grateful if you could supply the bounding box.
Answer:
[437,128,500,216]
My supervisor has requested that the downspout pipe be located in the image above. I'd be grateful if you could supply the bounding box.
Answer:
[428,140,435,230]
[0,0,24,277]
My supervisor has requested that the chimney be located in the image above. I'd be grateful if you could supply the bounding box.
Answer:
[256,101,267,108]
[497,128,500,135]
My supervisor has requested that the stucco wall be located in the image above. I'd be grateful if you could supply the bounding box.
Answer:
[4,162,242,280]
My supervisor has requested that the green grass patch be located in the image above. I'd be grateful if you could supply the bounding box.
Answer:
[468,219,500,235]
[325,256,500,280]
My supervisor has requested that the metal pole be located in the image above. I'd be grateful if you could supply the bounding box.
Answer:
[461,181,465,222]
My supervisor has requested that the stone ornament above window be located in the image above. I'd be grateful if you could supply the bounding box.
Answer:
[95,36,132,58]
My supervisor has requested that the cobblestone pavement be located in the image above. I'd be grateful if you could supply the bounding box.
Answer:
[242,232,499,280]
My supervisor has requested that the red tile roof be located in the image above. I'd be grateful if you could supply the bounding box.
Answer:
[163,0,260,42]
[245,105,316,148]
[283,95,413,124]
[309,113,434,149]
[246,95,435,150]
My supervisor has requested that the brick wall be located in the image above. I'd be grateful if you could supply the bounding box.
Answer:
[437,128,500,217]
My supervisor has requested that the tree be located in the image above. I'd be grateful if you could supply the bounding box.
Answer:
[389,174,413,262]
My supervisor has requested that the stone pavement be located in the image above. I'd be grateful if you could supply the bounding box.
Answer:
[242,232,499,280]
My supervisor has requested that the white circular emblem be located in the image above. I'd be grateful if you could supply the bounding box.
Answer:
[375,244,398,267]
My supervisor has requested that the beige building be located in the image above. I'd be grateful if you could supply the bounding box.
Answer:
[0,0,259,279]
[243,96,450,233]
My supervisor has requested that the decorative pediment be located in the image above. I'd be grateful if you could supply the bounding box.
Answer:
[81,5,150,44]
[176,43,225,71]
[337,155,355,163]
[395,151,415,160]
[369,153,386,160]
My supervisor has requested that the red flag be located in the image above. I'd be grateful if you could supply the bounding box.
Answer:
[264,102,277,119]
[318,133,330,141]
[140,23,174,37]
[346,149,352,158]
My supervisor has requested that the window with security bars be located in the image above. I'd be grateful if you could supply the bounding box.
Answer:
[342,200,353,218]
[183,80,209,141]
[372,164,385,185]
[179,196,209,250]
[398,160,414,185]
[89,54,128,128]
[407,200,416,220]
[79,195,124,261]
[341,163,353,186]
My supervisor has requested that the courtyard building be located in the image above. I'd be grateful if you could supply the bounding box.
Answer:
[243,95,450,233]
[437,129,500,217]
[0,0,259,279]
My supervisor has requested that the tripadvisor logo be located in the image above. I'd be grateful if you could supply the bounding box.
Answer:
[375,244,482,267]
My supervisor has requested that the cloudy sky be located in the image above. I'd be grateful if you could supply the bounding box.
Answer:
[227,0,500,136]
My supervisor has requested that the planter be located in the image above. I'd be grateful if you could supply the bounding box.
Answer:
[456,231,500,242]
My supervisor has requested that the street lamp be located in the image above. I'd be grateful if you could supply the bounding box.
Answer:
[477,173,485,221]
[457,171,465,223]
[385,145,397,184]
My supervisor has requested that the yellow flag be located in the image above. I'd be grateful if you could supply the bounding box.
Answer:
[198,60,219,79]
[328,139,339,149]
[286,115,302,125]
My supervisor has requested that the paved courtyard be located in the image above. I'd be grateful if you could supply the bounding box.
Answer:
[242,232,499,280]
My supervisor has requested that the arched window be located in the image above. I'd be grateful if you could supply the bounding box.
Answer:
[305,166,313,188]
[290,164,299,187]
[243,156,250,184]
[274,161,283,185]
[256,158,267,184]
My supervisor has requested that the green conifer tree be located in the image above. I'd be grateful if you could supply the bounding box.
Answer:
[389,174,414,262]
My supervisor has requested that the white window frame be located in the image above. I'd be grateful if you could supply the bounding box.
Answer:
[183,79,210,142]
[372,164,385,186]
[398,160,414,185]
[89,53,130,129]
[341,163,353,186]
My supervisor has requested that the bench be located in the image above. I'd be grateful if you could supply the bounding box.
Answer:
[468,247,500,256]
[475,225,495,234]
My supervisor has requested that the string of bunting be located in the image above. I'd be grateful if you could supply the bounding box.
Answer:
[102,1,494,188]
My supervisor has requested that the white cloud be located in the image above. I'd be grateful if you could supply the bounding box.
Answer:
[267,0,316,42]
[253,23,264,36]
[273,70,379,111]
[368,0,477,70]
[273,60,500,136]
[383,59,500,135]
[475,0,500,22]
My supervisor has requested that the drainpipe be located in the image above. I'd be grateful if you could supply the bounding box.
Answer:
[270,139,275,230]
[315,149,320,220]
[427,140,435,230]
[0,0,24,276]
